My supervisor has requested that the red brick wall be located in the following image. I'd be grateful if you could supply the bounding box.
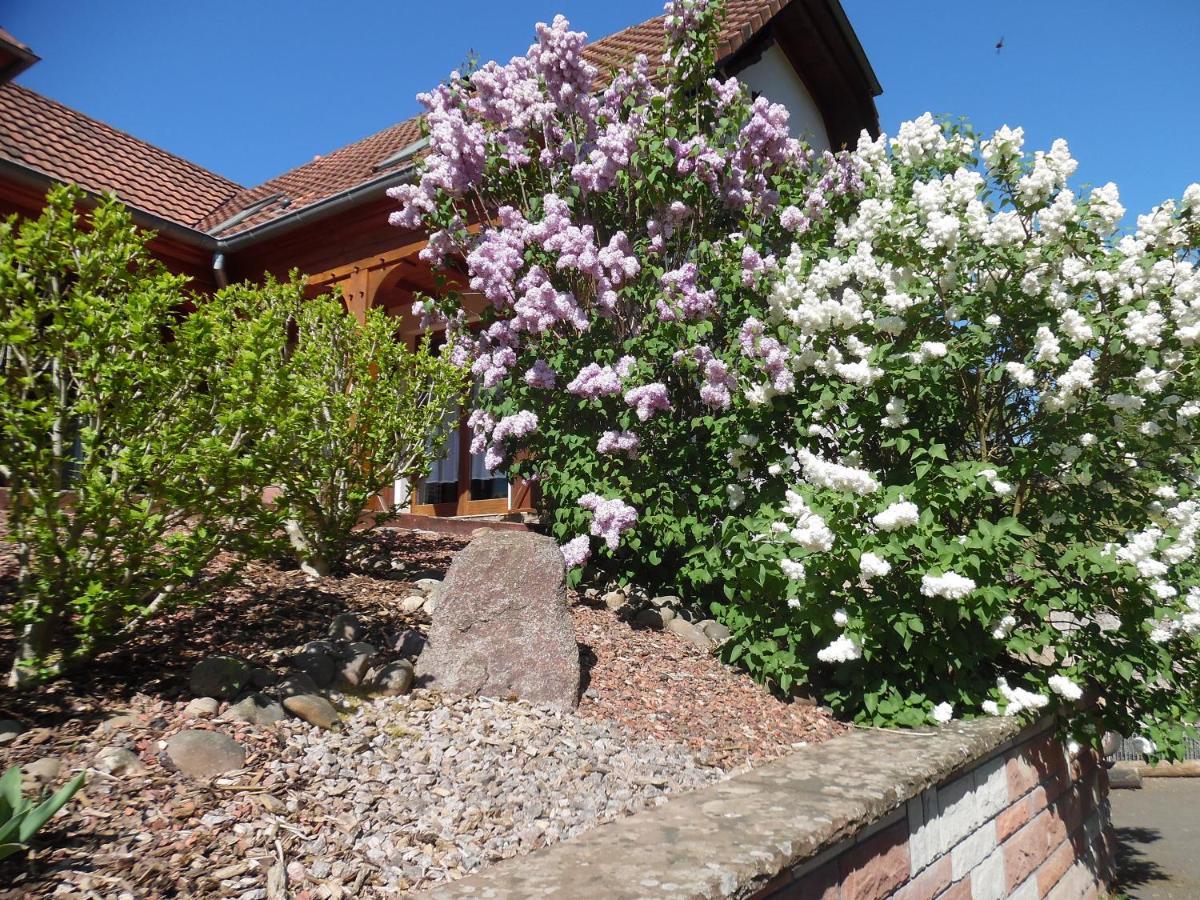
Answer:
[757,727,1114,900]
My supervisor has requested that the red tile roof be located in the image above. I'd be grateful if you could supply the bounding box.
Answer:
[199,0,796,238]
[0,27,32,54]
[2,1,842,240]
[0,82,242,227]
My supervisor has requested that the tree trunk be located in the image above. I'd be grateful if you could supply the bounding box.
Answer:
[284,519,330,578]
[7,618,55,689]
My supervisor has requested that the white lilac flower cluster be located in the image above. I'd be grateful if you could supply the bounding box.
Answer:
[817,633,862,663]
[919,571,977,601]
[982,678,1050,717]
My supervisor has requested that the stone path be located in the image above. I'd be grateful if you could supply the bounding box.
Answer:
[1111,778,1200,899]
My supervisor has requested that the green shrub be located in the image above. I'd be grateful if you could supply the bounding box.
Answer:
[261,290,467,576]
[0,188,287,686]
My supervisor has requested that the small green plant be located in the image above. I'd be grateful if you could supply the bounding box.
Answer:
[0,765,85,860]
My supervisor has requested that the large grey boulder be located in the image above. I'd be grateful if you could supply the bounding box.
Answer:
[416,530,580,709]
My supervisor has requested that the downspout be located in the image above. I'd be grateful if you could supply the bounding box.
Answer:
[211,251,228,288]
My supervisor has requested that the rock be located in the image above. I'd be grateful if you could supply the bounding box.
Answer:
[667,617,715,651]
[16,726,54,746]
[337,642,375,688]
[416,530,581,709]
[184,697,220,718]
[23,756,61,786]
[94,746,147,776]
[165,730,246,778]
[0,719,25,744]
[1102,732,1123,756]
[371,660,415,696]
[276,671,321,699]
[250,667,279,689]
[1108,762,1143,790]
[283,694,340,729]
[400,595,427,614]
[291,649,336,688]
[190,655,251,700]
[701,620,731,643]
[328,613,365,641]
[650,594,681,608]
[221,692,287,727]
[412,578,443,597]
[392,629,426,659]
[634,608,674,629]
[424,595,440,615]
[92,714,138,737]
[602,590,628,612]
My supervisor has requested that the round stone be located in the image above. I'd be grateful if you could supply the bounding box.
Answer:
[184,697,220,718]
[400,595,427,614]
[94,746,147,777]
[190,655,251,700]
[329,612,366,641]
[165,730,246,778]
[291,649,336,687]
[221,692,287,727]
[283,694,340,729]
[371,660,415,696]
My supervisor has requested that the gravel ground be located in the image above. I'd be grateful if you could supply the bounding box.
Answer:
[0,525,843,897]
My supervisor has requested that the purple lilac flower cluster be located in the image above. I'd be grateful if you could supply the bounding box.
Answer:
[739,317,795,393]
[596,429,640,458]
[691,345,738,409]
[658,262,716,321]
[560,534,592,568]
[484,409,539,470]
[524,359,557,388]
[385,5,829,567]
[578,493,639,549]
[624,383,673,421]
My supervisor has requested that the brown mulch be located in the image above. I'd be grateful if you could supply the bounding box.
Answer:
[575,603,845,768]
[0,525,842,896]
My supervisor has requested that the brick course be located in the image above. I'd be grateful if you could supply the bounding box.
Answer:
[775,728,1112,900]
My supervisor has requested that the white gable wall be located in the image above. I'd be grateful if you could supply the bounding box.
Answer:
[735,43,830,152]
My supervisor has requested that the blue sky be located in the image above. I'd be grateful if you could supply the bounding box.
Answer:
[5,1,1198,221]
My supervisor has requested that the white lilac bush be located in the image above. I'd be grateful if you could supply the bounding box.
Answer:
[719,118,1200,751]
[390,0,1200,754]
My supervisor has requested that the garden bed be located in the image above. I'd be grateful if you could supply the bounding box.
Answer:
[0,526,842,898]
